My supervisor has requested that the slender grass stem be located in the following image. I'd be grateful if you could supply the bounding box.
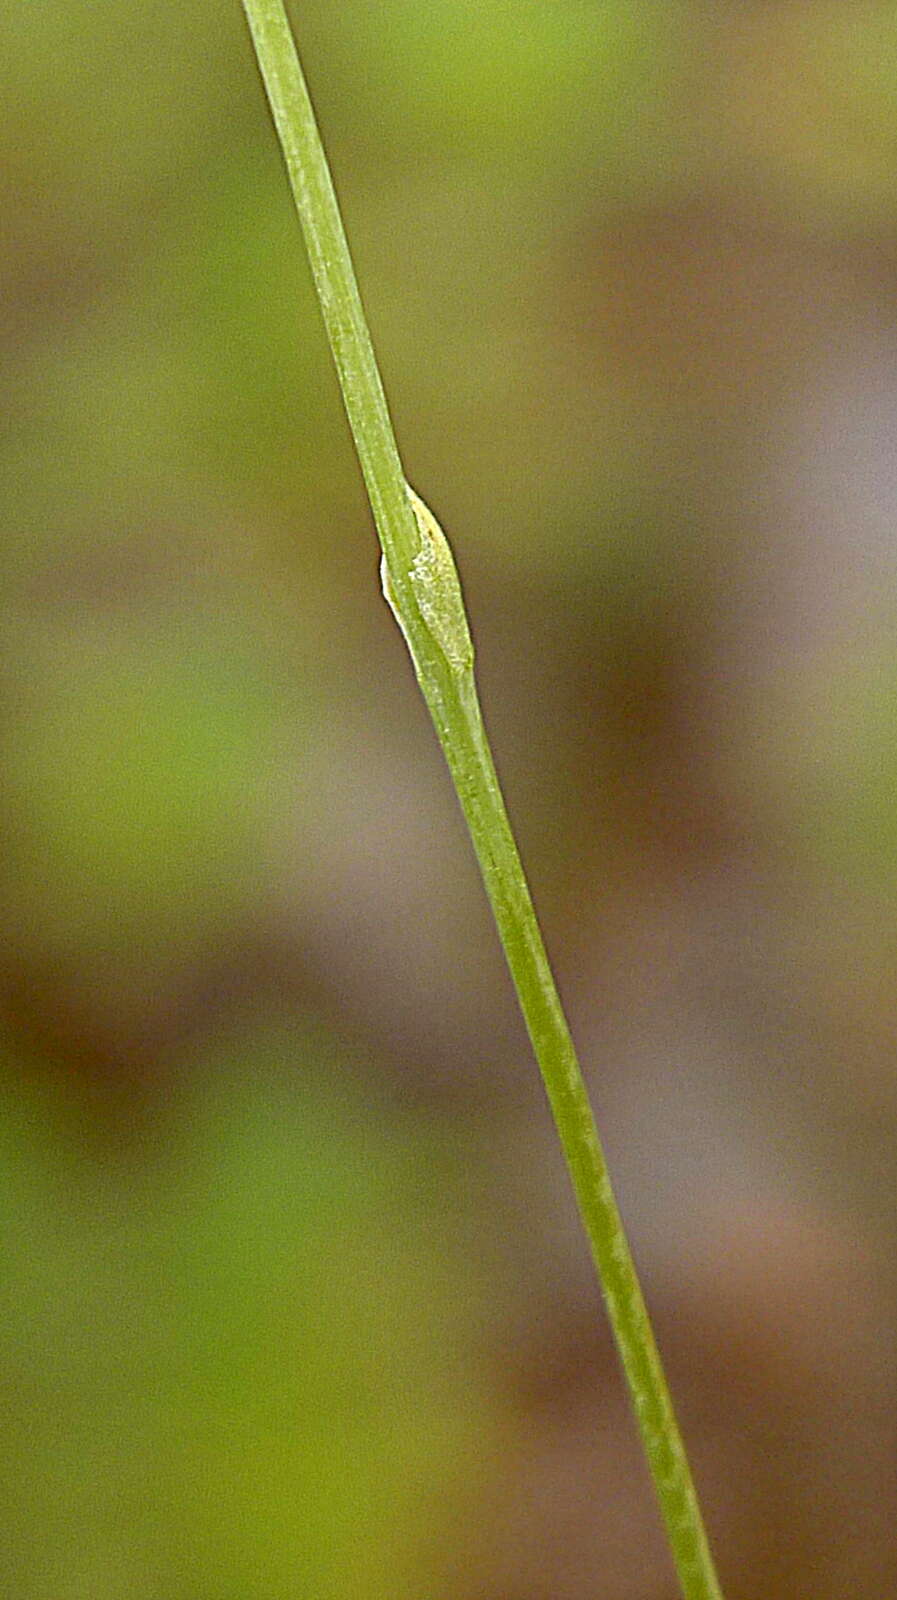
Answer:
[239,4,725,1596]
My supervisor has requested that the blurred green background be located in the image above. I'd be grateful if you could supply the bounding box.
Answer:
[2,3,897,1596]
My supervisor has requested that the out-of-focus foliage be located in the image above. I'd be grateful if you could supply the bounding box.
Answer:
[3,2,897,1596]
[1,1026,498,1599]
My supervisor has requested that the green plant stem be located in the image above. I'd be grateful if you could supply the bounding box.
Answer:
[240,4,724,1597]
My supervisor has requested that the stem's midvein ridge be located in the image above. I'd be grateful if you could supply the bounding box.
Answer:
[239,4,724,1596]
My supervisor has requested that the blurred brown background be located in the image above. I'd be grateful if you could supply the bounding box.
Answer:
[2,2,896,1596]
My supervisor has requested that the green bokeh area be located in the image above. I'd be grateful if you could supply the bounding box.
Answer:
[1,1028,495,1600]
